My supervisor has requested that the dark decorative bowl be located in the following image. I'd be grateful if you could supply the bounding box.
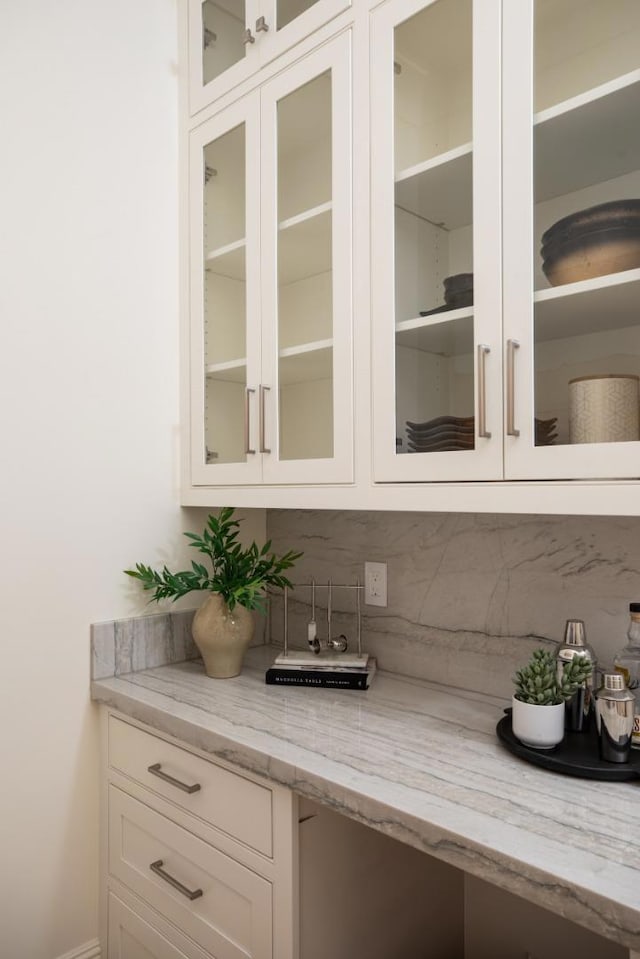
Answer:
[541,200,640,246]
[541,200,640,286]
[443,272,473,306]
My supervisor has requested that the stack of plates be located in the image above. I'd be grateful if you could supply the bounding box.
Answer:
[405,415,558,451]
[406,415,475,453]
[535,417,558,446]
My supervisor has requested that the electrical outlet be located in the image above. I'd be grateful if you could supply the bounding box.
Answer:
[364,561,387,607]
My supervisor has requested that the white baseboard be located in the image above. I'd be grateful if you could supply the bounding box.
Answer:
[56,939,101,959]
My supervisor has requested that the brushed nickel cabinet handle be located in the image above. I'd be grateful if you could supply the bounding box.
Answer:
[242,28,255,44]
[259,385,271,454]
[506,338,520,437]
[244,387,256,455]
[255,16,269,32]
[150,860,203,901]
[477,344,491,439]
[147,763,201,795]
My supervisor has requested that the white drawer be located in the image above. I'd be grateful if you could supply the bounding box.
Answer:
[108,715,273,857]
[109,786,272,959]
[108,891,209,959]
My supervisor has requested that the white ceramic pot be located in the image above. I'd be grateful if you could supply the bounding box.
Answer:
[192,594,255,679]
[511,696,565,750]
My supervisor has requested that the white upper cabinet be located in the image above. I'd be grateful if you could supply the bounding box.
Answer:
[503,0,640,480]
[189,32,353,486]
[182,0,640,510]
[372,0,640,484]
[188,0,351,114]
[371,0,502,482]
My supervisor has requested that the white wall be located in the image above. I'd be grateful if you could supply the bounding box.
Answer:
[0,3,264,956]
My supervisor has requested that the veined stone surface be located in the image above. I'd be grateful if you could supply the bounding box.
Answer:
[91,647,640,952]
[90,609,199,679]
[91,606,266,679]
[266,510,640,697]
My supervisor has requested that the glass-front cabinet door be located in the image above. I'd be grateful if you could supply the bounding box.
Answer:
[371,0,502,482]
[190,33,352,486]
[188,0,351,116]
[260,32,353,483]
[504,0,640,480]
[190,96,263,485]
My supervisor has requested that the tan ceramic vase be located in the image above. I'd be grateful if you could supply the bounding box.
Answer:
[192,594,254,679]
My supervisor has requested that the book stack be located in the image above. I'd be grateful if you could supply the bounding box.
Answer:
[265,651,376,690]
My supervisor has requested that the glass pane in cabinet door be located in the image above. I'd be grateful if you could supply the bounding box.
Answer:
[201,0,248,87]
[277,0,320,31]
[393,0,475,456]
[203,124,249,465]
[533,0,640,448]
[276,72,333,460]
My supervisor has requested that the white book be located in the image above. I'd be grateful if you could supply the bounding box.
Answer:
[273,650,370,669]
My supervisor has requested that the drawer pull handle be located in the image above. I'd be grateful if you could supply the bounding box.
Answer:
[259,384,271,454]
[506,338,520,437]
[477,343,491,439]
[147,763,201,794]
[150,859,203,901]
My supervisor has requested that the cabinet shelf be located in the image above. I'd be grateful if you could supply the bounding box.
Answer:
[204,203,333,284]
[205,238,246,281]
[396,308,473,356]
[279,338,333,384]
[392,71,640,230]
[535,70,640,203]
[534,267,640,343]
[205,357,247,383]
[278,202,332,285]
[205,339,334,385]
[394,143,472,231]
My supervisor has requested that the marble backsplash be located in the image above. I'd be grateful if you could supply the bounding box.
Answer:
[91,605,267,680]
[266,510,640,698]
[91,609,199,680]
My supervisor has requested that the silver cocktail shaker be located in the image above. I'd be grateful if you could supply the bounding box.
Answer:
[595,674,635,763]
[555,619,596,732]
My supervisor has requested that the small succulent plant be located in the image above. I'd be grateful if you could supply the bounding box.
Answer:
[514,648,593,705]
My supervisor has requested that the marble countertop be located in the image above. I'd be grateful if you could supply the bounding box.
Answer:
[91,646,640,951]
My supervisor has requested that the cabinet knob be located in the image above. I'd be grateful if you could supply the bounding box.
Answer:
[256,16,270,32]
[242,28,256,44]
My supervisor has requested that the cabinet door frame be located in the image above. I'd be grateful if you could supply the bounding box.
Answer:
[502,0,640,481]
[188,0,261,117]
[370,0,503,483]
[260,30,354,484]
[188,0,352,117]
[257,0,352,71]
[189,94,264,486]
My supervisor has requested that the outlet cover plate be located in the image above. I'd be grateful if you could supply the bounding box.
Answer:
[364,561,387,607]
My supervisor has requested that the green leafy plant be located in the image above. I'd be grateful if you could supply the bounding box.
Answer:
[514,648,593,705]
[125,507,302,612]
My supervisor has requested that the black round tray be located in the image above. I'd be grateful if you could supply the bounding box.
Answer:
[496,709,640,781]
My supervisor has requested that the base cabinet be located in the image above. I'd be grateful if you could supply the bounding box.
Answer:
[100,710,633,959]
[108,891,210,959]
[100,711,296,959]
